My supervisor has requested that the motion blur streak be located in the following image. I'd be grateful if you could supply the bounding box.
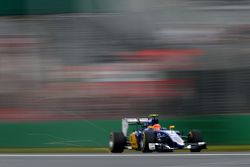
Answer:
[0,0,250,121]
[0,153,249,167]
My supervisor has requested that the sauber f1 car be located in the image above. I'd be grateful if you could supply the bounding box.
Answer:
[109,114,206,153]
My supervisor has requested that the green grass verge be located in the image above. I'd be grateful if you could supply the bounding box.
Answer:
[0,146,249,153]
[205,145,250,152]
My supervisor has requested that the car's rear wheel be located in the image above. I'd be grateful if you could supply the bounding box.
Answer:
[141,131,155,153]
[109,132,126,153]
[188,130,203,152]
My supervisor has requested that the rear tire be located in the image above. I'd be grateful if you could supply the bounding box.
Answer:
[109,132,126,153]
[188,130,203,152]
[141,131,155,153]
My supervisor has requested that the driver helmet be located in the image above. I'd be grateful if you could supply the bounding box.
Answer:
[152,124,161,131]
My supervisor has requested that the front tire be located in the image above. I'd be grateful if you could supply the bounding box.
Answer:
[109,132,126,153]
[188,130,203,152]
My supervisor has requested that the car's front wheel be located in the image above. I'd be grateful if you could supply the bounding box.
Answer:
[188,130,203,152]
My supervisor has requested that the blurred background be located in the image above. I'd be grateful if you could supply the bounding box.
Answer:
[0,0,250,147]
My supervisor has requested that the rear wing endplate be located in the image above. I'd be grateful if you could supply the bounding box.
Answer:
[122,118,149,136]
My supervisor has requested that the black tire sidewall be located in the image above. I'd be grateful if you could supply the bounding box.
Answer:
[141,131,155,153]
[188,130,203,143]
[110,132,125,153]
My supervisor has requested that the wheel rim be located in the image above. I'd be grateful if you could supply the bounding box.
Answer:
[109,135,114,148]
[140,139,144,149]
[140,133,145,150]
[109,140,113,148]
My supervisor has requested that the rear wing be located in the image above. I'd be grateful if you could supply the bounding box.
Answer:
[122,118,149,136]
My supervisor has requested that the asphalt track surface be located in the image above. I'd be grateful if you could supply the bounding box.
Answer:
[0,152,249,167]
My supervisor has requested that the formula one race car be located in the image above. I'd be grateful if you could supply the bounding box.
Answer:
[109,114,206,153]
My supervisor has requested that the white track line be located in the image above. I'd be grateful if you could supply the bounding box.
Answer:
[0,154,249,157]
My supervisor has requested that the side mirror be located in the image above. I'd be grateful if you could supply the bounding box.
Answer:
[169,125,175,130]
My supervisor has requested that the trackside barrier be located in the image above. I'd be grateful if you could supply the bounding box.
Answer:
[0,115,249,147]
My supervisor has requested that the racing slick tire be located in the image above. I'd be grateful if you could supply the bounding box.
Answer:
[188,130,203,152]
[141,131,155,153]
[109,132,126,153]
